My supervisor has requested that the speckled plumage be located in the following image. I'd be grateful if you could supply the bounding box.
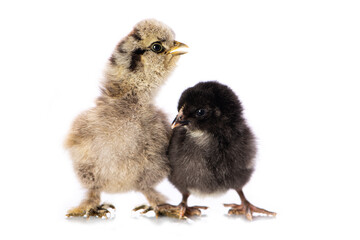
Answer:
[65,19,187,218]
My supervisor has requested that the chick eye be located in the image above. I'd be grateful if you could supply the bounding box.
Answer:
[150,42,164,53]
[196,109,206,117]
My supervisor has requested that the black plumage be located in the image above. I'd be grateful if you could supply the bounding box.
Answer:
[159,81,276,220]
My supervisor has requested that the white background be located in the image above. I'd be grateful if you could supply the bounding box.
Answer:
[1,0,359,239]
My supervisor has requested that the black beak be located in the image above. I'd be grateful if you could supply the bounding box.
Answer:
[171,106,189,129]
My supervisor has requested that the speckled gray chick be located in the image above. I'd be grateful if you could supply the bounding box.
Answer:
[65,19,188,218]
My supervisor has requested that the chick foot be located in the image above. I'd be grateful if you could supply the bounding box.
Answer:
[157,203,208,219]
[66,203,115,219]
[167,203,208,219]
[133,203,208,219]
[224,202,276,221]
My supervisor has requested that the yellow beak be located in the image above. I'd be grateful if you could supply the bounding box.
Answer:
[167,41,188,55]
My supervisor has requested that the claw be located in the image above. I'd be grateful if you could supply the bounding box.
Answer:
[224,202,276,220]
[133,204,154,214]
[133,204,147,212]
[101,203,115,209]
[245,207,253,221]
[66,203,115,219]
[178,204,186,219]
[159,203,207,219]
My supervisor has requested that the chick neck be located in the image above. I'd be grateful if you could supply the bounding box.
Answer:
[100,61,172,105]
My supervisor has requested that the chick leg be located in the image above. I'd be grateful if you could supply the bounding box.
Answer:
[154,193,208,219]
[178,193,208,218]
[66,189,115,219]
[133,187,167,214]
[224,189,276,221]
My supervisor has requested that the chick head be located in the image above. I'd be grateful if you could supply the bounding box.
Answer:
[109,19,187,77]
[171,81,243,131]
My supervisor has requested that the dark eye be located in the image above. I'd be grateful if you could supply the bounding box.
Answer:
[196,109,206,117]
[150,42,164,53]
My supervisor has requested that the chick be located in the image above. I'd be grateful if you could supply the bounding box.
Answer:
[158,81,276,220]
[65,19,188,218]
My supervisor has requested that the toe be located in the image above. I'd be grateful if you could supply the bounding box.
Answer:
[133,204,148,212]
[141,206,154,214]
[66,207,86,217]
[245,207,253,221]
[248,204,276,216]
[100,203,115,210]
[186,208,201,217]
[228,207,245,215]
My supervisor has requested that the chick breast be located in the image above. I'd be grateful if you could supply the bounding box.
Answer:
[169,126,256,195]
[66,101,170,193]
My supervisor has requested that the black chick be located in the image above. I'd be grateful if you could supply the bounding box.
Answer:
[159,81,276,220]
